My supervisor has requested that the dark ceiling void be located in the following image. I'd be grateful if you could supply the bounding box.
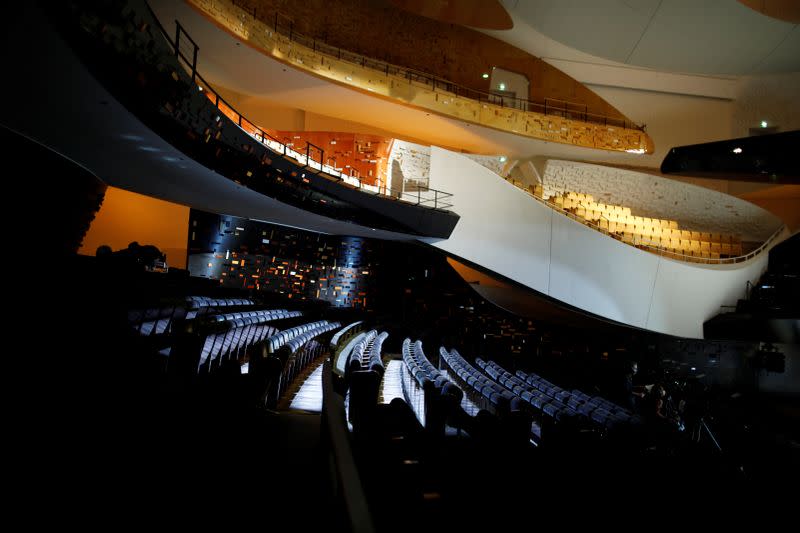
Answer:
[388,0,513,30]
[660,130,800,184]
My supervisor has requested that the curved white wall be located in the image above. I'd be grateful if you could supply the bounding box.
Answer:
[424,147,780,339]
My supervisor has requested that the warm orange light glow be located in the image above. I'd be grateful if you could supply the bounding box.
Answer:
[79,186,189,268]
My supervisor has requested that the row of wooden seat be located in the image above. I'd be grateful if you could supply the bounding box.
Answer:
[578,208,678,230]
[616,232,743,257]
[550,191,745,258]
[510,180,747,260]
[552,196,634,217]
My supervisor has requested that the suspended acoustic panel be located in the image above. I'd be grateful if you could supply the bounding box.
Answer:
[660,130,800,184]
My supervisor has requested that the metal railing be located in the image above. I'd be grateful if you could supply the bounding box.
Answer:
[506,179,785,265]
[148,4,454,211]
[229,0,645,132]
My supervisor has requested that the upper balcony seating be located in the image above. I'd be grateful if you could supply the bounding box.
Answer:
[542,190,744,261]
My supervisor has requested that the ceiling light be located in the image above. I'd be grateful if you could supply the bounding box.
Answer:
[732,147,742,154]
[761,120,768,128]
[498,83,506,91]
[499,155,507,162]
[482,73,489,79]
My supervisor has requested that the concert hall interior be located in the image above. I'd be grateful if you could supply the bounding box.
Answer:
[7,0,799,525]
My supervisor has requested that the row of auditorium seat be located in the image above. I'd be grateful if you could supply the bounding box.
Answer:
[197,309,302,372]
[348,330,388,376]
[285,322,342,355]
[439,347,520,414]
[345,330,388,428]
[347,330,377,374]
[401,339,464,431]
[276,321,342,402]
[130,295,258,335]
[402,339,450,391]
[477,359,640,431]
[266,320,330,354]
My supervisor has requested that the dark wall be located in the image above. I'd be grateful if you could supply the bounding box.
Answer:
[2,124,106,256]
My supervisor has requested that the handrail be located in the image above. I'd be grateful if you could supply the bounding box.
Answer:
[507,178,785,265]
[145,3,455,211]
[229,0,645,132]
[321,358,376,533]
[330,320,364,350]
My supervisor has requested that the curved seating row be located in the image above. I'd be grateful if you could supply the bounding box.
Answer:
[277,322,342,402]
[347,330,378,374]
[197,309,300,372]
[285,322,342,355]
[345,330,389,428]
[477,359,639,430]
[266,320,330,353]
[441,349,521,413]
[132,296,259,336]
[402,339,449,391]
[400,339,463,430]
[348,330,388,375]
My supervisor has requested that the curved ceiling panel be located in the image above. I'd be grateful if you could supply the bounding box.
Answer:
[505,0,800,75]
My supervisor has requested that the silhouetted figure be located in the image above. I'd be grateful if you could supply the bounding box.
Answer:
[619,360,647,412]
[95,244,112,258]
[112,241,166,271]
[643,383,684,438]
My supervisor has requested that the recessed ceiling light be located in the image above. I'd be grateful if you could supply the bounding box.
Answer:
[732,147,743,154]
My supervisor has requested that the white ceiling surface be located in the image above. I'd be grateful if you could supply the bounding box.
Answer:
[150,0,656,164]
[500,0,799,76]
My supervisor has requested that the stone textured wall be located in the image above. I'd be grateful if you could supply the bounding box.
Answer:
[388,140,430,191]
[543,160,782,242]
[462,154,508,176]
